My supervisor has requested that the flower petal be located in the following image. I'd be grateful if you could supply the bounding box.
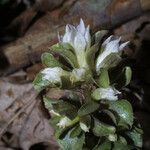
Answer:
[92,87,120,101]
[77,18,86,35]
[73,32,86,52]
[119,41,129,50]
[41,67,63,81]
[102,35,113,46]
[85,25,91,49]
[62,31,72,43]
[57,117,72,128]
[63,24,76,45]
[105,39,120,53]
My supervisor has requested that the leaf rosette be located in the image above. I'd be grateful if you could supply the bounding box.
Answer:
[33,19,143,150]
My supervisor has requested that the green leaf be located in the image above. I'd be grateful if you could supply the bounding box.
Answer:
[62,90,82,103]
[58,43,75,54]
[124,67,132,86]
[52,100,78,119]
[49,116,61,129]
[112,142,130,150]
[80,115,91,132]
[50,116,75,139]
[43,96,78,119]
[108,134,117,142]
[49,116,63,138]
[109,100,133,127]
[86,43,99,71]
[41,52,63,68]
[33,73,54,92]
[93,140,111,150]
[70,125,82,138]
[94,30,108,44]
[51,43,78,68]
[97,68,110,88]
[103,110,117,125]
[97,53,121,71]
[78,101,99,117]
[33,67,71,92]
[57,130,85,150]
[118,136,127,145]
[126,129,143,147]
[113,66,132,88]
[93,119,116,137]
[43,96,55,112]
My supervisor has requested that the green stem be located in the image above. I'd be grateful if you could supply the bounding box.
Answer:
[67,116,80,127]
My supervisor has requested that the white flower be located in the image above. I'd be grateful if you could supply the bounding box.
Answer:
[41,67,63,82]
[71,68,87,83]
[80,122,89,132]
[98,87,120,101]
[96,36,129,72]
[57,117,72,128]
[60,19,91,68]
[50,110,60,117]
[61,19,91,51]
[92,86,121,101]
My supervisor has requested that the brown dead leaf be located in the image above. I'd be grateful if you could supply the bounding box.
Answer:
[0,78,58,150]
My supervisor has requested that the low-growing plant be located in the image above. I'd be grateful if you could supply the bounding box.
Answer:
[33,19,143,150]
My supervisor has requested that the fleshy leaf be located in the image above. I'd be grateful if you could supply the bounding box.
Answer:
[108,134,117,142]
[51,100,78,119]
[109,100,134,127]
[118,136,127,145]
[112,142,130,150]
[91,86,120,101]
[114,66,132,88]
[33,67,70,92]
[93,119,116,137]
[43,96,78,119]
[80,115,91,132]
[94,30,108,44]
[57,130,85,150]
[126,128,143,147]
[86,43,99,71]
[103,109,117,125]
[96,53,122,73]
[78,101,99,117]
[124,66,132,86]
[93,140,111,150]
[33,73,51,92]
[43,97,60,117]
[41,52,63,68]
[51,43,78,68]
[49,116,63,138]
[97,68,110,87]
[70,125,82,138]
